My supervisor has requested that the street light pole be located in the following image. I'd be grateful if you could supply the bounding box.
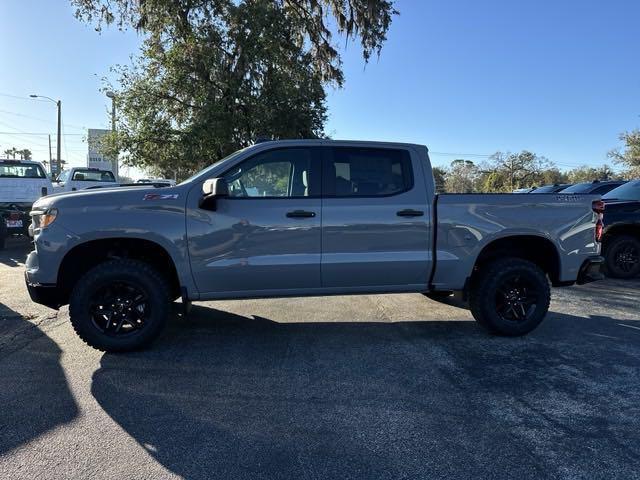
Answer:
[30,94,62,175]
[105,91,118,178]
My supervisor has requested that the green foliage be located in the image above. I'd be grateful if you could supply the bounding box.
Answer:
[609,130,640,177]
[71,0,397,178]
[445,159,479,193]
[3,147,32,160]
[566,164,617,183]
[438,153,625,193]
[432,166,447,193]
[485,151,552,191]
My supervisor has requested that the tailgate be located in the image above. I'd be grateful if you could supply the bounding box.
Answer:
[0,179,50,203]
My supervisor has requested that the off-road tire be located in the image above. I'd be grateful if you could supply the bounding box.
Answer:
[603,235,640,279]
[469,257,550,336]
[69,259,170,352]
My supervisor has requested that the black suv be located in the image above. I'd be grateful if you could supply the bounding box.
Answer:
[601,180,640,278]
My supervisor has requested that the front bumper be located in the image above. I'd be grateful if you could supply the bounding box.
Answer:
[576,256,605,285]
[25,249,63,309]
[25,276,62,310]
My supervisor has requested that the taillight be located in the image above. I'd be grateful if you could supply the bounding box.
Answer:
[592,200,605,242]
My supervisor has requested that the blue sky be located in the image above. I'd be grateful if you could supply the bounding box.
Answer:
[1,0,639,171]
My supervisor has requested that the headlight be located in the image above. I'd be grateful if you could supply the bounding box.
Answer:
[41,208,58,228]
[30,208,58,230]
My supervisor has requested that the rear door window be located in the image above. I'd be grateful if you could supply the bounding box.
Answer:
[324,147,413,197]
[0,162,46,178]
[72,170,116,182]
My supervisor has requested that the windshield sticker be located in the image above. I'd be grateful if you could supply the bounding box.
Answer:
[143,193,179,201]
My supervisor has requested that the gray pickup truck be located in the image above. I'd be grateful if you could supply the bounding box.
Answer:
[25,140,604,351]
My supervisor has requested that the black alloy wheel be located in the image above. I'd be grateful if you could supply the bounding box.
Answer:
[495,274,541,323]
[89,281,151,336]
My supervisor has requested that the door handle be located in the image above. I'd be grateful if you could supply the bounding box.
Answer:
[397,209,424,217]
[286,210,316,218]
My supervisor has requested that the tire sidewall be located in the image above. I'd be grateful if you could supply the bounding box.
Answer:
[604,235,640,279]
[69,262,169,352]
[472,259,550,336]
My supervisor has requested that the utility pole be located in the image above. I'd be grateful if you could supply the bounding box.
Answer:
[56,100,61,175]
[48,134,53,174]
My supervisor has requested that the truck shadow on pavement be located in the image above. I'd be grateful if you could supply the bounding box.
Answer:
[0,302,78,456]
[91,305,640,480]
[0,236,31,267]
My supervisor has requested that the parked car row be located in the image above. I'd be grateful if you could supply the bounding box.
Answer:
[517,180,627,196]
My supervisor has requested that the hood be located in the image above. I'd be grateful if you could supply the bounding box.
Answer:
[0,178,54,204]
[33,184,187,211]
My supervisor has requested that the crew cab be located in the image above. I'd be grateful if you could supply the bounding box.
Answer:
[0,159,52,249]
[25,140,604,352]
[600,179,640,278]
[53,167,118,192]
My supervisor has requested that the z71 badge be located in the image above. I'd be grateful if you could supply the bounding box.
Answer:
[143,193,179,201]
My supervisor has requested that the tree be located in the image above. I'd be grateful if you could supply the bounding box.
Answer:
[4,148,18,159]
[71,0,397,178]
[445,159,479,193]
[609,130,640,177]
[17,148,32,160]
[539,168,569,186]
[432,166,447,193]
[486,151,552,191]
[566,164,617,183]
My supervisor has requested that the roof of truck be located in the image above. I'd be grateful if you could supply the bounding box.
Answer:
[0,158,43,164]
[253,139,429,150]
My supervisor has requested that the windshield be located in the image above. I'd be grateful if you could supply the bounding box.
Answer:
[71,169,116,182]
[178,147,251,185]
[558,183,592,193]
[603,180,640,201]
[531,185,565,193]
[0,162,46,178]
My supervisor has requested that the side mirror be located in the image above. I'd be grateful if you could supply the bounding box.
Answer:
[202,177,229,197]
[200,178,228,210]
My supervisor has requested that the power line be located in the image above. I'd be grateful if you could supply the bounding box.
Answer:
[430,151,492,158]
[0,131,84,136]
[0,109,87,130]
[0,92,49,103]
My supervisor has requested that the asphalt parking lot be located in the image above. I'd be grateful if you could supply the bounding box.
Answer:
[1,236,639,479]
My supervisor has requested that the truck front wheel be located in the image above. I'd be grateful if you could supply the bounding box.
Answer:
[469,258,550,336]
[69,259,170,352]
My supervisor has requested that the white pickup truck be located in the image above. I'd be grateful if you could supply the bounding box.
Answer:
[53,167,118,193]
[0,159,53,249]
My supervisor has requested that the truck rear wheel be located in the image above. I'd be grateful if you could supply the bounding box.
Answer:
[469,258,550,336]
[604,235,640,279]
[69,259,170,352]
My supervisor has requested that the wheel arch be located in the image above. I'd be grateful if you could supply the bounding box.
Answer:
[603,223,640,244]
[472,234,562,286]
[57,237,183,305]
